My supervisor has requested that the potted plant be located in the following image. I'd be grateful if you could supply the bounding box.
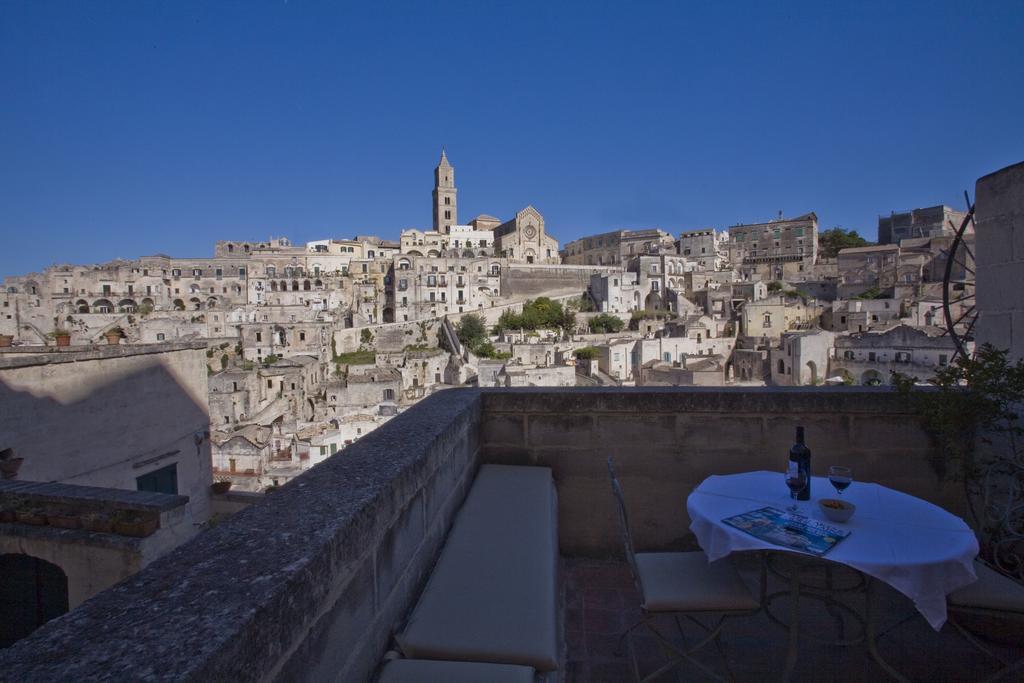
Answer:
[48,328,71,347]
[81,512,115,533]
[113,511,159,538]
[46,507,81,530]
[211,480,232,495]
[0,333,12,348]
[104,327,124,345]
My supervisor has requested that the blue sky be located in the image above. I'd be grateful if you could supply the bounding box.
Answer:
[2,1,1022,277]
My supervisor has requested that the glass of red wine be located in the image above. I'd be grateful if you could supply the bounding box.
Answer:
[784,468,808,512]
[829,466,852,496]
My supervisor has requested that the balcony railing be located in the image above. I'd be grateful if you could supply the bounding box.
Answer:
[0,388,978,680]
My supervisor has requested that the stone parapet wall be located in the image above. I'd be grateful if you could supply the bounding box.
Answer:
[480,387,955,556]
[976,160,1024,361]
[0,389,482,682]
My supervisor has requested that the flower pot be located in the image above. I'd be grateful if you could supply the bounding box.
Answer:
[0,334,12,348]
[47,513,81,530]
[211,481,232,495]
[114,517,159,538]
[54,333,71,347]
[82,515,115,533]
[105,332,121,345]
[16,509,47,526]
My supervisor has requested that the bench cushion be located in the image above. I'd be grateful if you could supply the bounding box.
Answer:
[949,559,1024,613]
[378,659,536,683]
[396,464,559,671]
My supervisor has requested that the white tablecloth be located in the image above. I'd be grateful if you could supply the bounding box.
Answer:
[687,471,979,630]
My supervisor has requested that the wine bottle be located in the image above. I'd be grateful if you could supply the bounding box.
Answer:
[789,426,811,500]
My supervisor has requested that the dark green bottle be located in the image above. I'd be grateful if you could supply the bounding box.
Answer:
[789,426,811,501]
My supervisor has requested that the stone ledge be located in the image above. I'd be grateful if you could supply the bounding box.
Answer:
[0,388,483,682]
[0,341,207,368]
[0,480,189,512]
[481,386,923,415]
[0,520,145,551]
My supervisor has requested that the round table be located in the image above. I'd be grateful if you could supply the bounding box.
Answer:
[687,471,980,680]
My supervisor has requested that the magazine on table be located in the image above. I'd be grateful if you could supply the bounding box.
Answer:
[722,506,851,556]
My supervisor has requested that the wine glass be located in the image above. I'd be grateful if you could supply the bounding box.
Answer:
[829,466,853,496]
[784,468,808,512]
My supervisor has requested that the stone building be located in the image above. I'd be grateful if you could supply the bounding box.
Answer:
[638,355,726,386]
[877,205,967,245]
[325,367,402,411]
[432,149,457,233]
[492,206,560,264]
[739,295,820,340]
[496,363,576,387]
[829,324,961,385]
[836,244,900,298]
[626,254,691,312]
[0,341,213,625]
[561,229,674,266]
[389,255,501,322]
[727,212,818,281]
[676,229,725,271]
[821,298,901,333]
[588,271,640,314]
[770,329,835,386]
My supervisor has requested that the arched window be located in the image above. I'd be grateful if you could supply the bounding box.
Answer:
[777,359,785,375]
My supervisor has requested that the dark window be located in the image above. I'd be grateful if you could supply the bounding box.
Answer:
[136,463,178,495]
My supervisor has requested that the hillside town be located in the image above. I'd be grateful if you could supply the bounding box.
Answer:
[0,152,974,493]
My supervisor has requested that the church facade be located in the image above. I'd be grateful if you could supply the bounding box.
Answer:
[402,150,560,264]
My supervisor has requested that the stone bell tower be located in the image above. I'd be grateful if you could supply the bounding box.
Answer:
[432,149,457,234]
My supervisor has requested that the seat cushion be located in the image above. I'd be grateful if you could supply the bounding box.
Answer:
[949,560,1024,613]
[396,464,559,671]
[635,551,759,612]
[377,659,536,683]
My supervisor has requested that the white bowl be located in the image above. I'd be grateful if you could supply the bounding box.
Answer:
[819,498,856,523]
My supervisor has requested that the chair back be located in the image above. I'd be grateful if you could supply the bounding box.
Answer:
[979,458,1024,581]
[607,457,642,591]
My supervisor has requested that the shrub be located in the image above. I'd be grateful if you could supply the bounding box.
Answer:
[456,313,487,348]
[574,347,598,361]
[589,313,625,334]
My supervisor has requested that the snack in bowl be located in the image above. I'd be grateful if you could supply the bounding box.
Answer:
[819,498,856,523]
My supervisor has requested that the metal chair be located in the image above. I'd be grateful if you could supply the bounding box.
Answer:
[946,459,1024,681]
[607,457,761,682]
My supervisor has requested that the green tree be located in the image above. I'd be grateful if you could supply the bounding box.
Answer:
[589,313,625,334]
[359,328,374,350]
[574,347,598,360]
[893,345,1024,531]
[493,309,521,334]
[818,227,871,258]
[456,313,488,347]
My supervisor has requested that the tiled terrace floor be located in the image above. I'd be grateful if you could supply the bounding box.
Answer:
[564,557,1022,682]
